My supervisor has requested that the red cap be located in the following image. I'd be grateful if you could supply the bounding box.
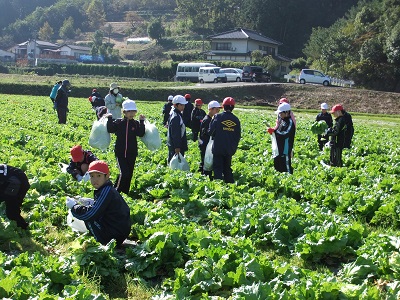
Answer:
[92,89,97,93]
[279,97,289,104]
[184,94,191,99]
[222,97,235,106]
[70,145,84,162]
[88,160,110,174]
[195,99,203,105]
[331,104,344,113]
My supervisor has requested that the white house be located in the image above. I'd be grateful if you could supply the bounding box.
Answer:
[10,40,60,59]
[206,28,291,76]
[59,44,91,59]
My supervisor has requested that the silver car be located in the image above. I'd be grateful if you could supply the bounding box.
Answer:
[220,68,243,82]
[299,69,331,86]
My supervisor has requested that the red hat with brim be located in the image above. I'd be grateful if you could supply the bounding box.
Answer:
[88,160,110,174]
[70,145,84,162]
[331,104,343,113]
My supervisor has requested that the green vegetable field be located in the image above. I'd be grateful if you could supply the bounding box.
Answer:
[1,94,400,299]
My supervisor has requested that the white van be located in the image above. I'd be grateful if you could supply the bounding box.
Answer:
[198,67,227,83]
[175,62,216,82]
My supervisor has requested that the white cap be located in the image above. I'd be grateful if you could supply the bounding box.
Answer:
[275,102,291,114]
[122,99,137,111]
[208,100,222,109]
[321,103,329,110]
[168,95,173,101]
[172,95,188,105]
[110,82,118,90]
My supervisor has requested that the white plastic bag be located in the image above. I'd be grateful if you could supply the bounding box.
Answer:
[271,132,279,158]
[67,210,88,233]
[203,139,214,171]
[169,153,190,171]
[89,117,111,151]
[140,119,161,151]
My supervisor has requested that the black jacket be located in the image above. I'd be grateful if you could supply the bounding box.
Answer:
[71,181,131,244]
[328,111,354,149]
[55,84,69,108]
[107,116,145,158]
[66,150,98,179]
[199,114,212,151]
[162,102,173,125]
[182,102,194,128]
[167,107,188,151]
[191,108,206,132]
[275,116,296,156]
[208,111,241,156]
[316,112,333,128]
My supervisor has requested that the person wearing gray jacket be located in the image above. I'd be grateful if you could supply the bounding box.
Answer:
[104,82,123,119]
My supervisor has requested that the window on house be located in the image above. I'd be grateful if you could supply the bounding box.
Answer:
[216,43,231,50]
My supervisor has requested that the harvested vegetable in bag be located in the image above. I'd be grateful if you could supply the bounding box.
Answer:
[169,153,189,171]
[88,117,111,151]
[140,119,161,151]
[204,139,214,171]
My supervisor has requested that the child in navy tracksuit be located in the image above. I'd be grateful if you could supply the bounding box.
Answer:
[107,100,145,194]
[316,103,333,150]
[67,160,131,245]
[208,97,241,183]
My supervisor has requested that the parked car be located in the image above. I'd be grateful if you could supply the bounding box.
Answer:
[299,69,331,86]
[242,66,271,82]
[220,68,243,82]
[198,67,227,83]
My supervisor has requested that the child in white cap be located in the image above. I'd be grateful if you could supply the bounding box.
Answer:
[106,99,146,194]
[316,102,333,150]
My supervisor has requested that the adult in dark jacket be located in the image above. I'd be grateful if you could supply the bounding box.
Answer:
[167,95,188,163]
[0,164,30,229]
[55,79,71,124]
[67,161,131,245]
[326,104,354,167]
[191,98,206,141]
[199,100,221,176]
[316,102,333,150]
[50,80,62,109]
[90,89,105,109]
[107,99,145,194]
[66,145,98,181]
[162,95,173,126]
[208,97,241,183]
[268,103,296,174]
[182,93,194,128]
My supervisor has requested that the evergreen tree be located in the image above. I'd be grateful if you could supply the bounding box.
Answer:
[59,17,75,40]
[38,21,54,41]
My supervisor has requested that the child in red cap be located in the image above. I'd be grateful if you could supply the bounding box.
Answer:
[66,160,131,246]
[190,98,206,142]
[66,145,98,181]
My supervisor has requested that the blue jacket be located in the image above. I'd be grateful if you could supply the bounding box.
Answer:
[50,83,60,99]
[71,181,131,245]
[209,111,241,156]
[167,107,188,151]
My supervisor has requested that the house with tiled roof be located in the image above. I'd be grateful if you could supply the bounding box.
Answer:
[206,28,291,76]
[59,44,91,59]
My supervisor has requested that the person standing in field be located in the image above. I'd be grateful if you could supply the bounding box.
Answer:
[55,79,71,124]
[66,160,131,246]
[105,83,123,119]
[0,164,30,229]
[267,102,296,174]
[167,95,188,163]
[107,99,145,194]
[162,95,173,127]
[49,80,62,109]
[208,97,241,183]
[199,100,221,177]
[326,104,354,167]
[191,98,206,142]
[316,102,333,150]
[182,93,194,129]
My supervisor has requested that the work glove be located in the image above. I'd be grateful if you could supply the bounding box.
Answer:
[82,172,90,182]
[66,197,77,209]
[267,128,275,135]
[76,174,83,182]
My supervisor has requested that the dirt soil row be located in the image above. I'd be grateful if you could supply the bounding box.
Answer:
[240,84,400,115]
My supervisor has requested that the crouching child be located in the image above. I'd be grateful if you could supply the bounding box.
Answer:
[66,160,131,246]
